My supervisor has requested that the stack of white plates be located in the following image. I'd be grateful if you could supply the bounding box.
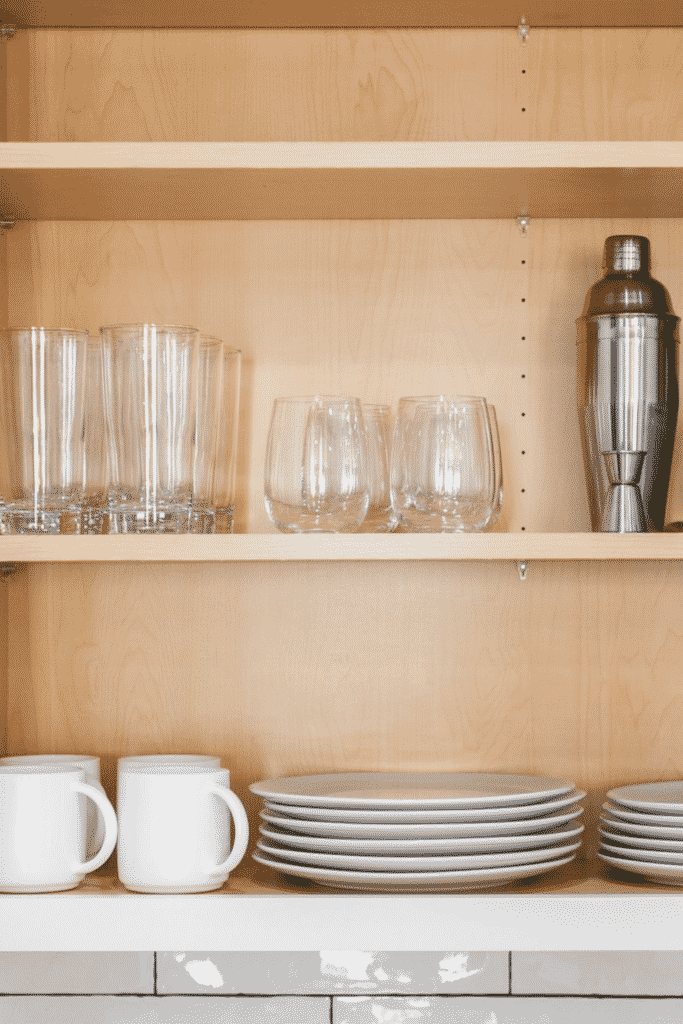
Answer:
[249,772,585,891]
[599,782,683,885]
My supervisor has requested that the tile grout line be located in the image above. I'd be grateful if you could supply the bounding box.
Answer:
[509,951,512,994]
[153,952,157,996]
[329,993,334,1024]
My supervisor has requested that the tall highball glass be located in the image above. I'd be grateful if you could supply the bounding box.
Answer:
[0,327,104,534]
[100,323,199,533]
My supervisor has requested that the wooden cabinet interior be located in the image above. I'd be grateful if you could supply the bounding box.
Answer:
[2,22,683,894]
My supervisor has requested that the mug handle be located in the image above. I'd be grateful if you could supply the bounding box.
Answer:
[70,781,118,874]
[206,785,250,875]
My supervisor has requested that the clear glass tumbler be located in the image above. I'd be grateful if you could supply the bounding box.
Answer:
[264,395,369,532]
[0,327,102,534]
[390,395,496,532]
[357,404,398,532]
[485,403,504,529]
[100,323,199,534]
[190,337,241,534]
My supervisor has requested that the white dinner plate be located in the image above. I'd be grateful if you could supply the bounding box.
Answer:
[249,772,575,809]
[263,790,586,823]
[256,837,582,872]
[261,805,583,840]
[600,814,683,841]
[259,821,584,855]
[600,841,683,865]
[603,800,683,827]
[600,827,683,853]
[607,782,683,815]
[253,850,577,891]
[598,850,683,885]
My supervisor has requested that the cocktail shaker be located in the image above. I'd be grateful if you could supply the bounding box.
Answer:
[577,236,679,532]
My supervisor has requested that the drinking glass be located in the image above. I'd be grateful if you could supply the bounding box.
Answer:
[264,396,369,532]
[357,404,398,532]
[485,403,504,529]
[0,327,102,534]
[100,323,199,533]
[390,395,496,532]
[190,337,241,534]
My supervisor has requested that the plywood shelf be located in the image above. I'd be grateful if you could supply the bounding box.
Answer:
[2,0,682,28]
[3,860,683,951]
[0,533,683,562]
[3,142,683,220]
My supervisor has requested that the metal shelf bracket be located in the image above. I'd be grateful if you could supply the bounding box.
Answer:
[1,221,15,230]
[516,560,529,581]
[1,24,16,40]
[518,17,530,44]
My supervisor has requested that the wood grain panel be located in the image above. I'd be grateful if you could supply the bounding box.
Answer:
[7,217,535,531]
[3,0,683,28]
[528,29,683,141]
[8,29,524,143]
[7,559,683,862]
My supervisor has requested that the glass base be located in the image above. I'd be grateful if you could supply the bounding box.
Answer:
[187,507,235,534]
[108,505,191,534]
[0,506,107,535]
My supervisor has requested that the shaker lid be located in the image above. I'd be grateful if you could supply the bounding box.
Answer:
[603,235,650,274]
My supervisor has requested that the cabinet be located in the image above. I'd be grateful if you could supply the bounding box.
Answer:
[2,1,683,951]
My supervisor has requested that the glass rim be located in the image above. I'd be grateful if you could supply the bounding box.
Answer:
[199,335,242,354]
[2,326,90,337]
[272,394,362,405]
[99,323,199,335]
[362,403,392,412]
[397,395,488,405]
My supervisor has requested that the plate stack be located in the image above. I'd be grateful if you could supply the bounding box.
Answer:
[249,772,585,891]
[599,782,683,885]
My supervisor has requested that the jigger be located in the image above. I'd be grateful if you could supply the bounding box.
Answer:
[600,451,647,533]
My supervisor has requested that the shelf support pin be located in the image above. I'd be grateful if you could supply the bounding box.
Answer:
[1,221,15,230]
[516,560,529,581]
[516,216,530,235]
[517,17,529,44]
[1,24,16,40]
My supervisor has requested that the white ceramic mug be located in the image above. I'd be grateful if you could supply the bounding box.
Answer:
[118,754,220,769]
[0,753,105,858]
[0,764,118,892]
[117,760,249,893]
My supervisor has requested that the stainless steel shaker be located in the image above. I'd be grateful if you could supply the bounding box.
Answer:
[577,236,679,532]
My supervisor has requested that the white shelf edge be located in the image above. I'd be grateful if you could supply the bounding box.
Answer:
[3,891,683,951]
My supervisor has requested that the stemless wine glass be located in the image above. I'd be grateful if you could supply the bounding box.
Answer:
[264,396,369,532]
[357,404,398,532]
[390,395,496,532]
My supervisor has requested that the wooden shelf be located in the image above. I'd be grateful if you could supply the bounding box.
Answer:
[3,860,683,951]
[1,533,683,562]
[2,0,683,28]
[3,142,683,220]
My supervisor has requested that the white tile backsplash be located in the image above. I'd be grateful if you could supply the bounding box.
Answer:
[0,953,153,994]
[157,951,508,994]
[513,951,683,995]
[333,997,683,1023]
[0,995,330,1023]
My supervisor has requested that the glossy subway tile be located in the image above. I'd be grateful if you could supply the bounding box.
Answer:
[156,951,508,994]
[333,996,683,1023]
[512,951,683,995]
[0,953,154,994]
[0,995,330,1023]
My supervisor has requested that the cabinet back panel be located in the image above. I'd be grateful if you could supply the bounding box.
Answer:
[5,559,683,857]
[8,217,683,533]
[9,28,683,142]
